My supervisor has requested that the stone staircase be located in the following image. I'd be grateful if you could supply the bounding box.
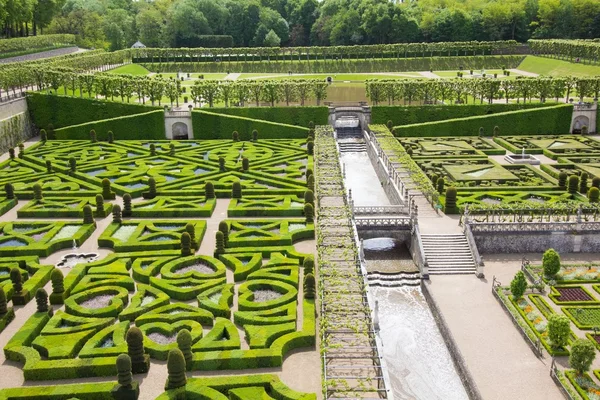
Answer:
[420,234,476,275]
[338,141,366,152]
[366,271,420,287]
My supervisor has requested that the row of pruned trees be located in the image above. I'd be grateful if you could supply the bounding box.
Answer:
[529,39,600,64]
[0,34,76,54]
[366,77,600,105]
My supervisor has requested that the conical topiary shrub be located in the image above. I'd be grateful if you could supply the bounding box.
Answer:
[40,129,47,142]
[205,182,215,199]
[177,329,193,370]
[304,273,316,299]
[219,156,225,172]
[215,231,225,255]
[590,187,600,203]
[33,183,43,201]
[232,181,242,199]
[35,288,49,313]
[102,178,112,199]
[123,193,132,217]
[10,268,22,293]
[69,157,77,173]
[107,131,114,143]
[242,157,249,171]
[113,204,122,223]
[181,232,191,256]
[165,348,187,389]
[307,140,314,155]
[252,130,258,141]
[307,175,314,191]
[169,142,175,156]
[568,175,579,194]
[150,144,156,156]
[218,221,229,246]
[90,129,97,143]
[304,203,314,223]
[437,178,445,194]
[232,131,239,142]
[558,172,568,190]
[5,183,14,200]
[83,205,94,224]
[8,148,15,159]
[96,194,104,214]
[46,160,52,173]
[127,326,150,373]
[445,187,458,213]
[116,353,133,387]
[148,177,157,198]
[580,172,589,194]
[185,223,195,243]
[50,268,65,304]
[304,189,314,205]
[303,255,314,275]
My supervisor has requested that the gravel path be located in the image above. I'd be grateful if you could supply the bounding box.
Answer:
[0,47,83,64]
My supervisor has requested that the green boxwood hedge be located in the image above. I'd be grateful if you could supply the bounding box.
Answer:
[192,110,310,140]
[209,107,327,127]
[392,104,573,137]
[0,382,115,400]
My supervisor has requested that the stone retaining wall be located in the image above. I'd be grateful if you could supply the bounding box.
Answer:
[474,231,600,254]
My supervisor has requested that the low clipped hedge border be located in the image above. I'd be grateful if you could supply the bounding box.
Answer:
[392,104,573,138]
[208,106,327,127]
[0,381,115,400]
[192,110,310,140]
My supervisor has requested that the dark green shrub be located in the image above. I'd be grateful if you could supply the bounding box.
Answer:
[102,178,112,199]
[304,189,314,205]
[116,354,133,387]
[592,177,600,188]
[45,159,52,173]
[83,205,94,224]
[308,129,314,139]
[589,187,600,203]
[510,271,527,300]
[493,125,499,137]
[437,178,445,193]
[431,174,439,185]
[543,248,561,277]
[232,131,239,142]
[205,182,215,199]
[252,130,258,141]
[5,183,14,200]
[150,144,156,156]
[47,123,55,139]
[113,204,122,223]
[219,156,225,171]
[568,175,579,194]
[33,183,43,201]
[445,187,457,213]
[35,288,49,313]
[18,143,24,158]
[308,121,314,129]
[570,339,596,374]
[215,231,225,254]
[10,267,22,293]
[90,129,97,143]
[69,157,77,172]
[306,168,313,179]
[580,172,589,194]
[548,314,570,349]
[218,221,229,246]
[123,193,132,216]
[558,172,568,190]
[95,194,104,213]
[303,273,315,299]
[177,329,193,370]
[0,289,7,314]
[307,140,314,155]
[148,177,157,198]
[232,181,242,199]
[126,327,146,364]
[107,130,114,143]
[185,223,195,243]
[51,269,64,294]
[8,148,14,159]
[169,142,175,156]
[40,129,47,142]
[407,147,413,156]
[304,203,314,223]
[303,255,314,275]
[386,120,393,130]
[181,232,191,256]
[242,157,249,171]
[165,348,187,389]
[478,127,484,137]
[582,126,589,135]
[307,174,314,191]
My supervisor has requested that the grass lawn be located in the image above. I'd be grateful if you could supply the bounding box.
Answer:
[107,64,150,76]
[518,55,600,77]
[243,73,421,81]
[156,73,228,80]
[434,69,519,79]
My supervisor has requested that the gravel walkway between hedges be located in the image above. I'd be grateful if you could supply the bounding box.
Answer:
[0,47,83,64]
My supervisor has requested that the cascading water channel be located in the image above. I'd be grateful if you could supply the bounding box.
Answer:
[336,122,468,400]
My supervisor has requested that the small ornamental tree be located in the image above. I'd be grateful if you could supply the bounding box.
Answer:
[150,144,156,156]
[148,177,157,198]
[304,273,316,299]
[510,271,527,300]
[107,131,114,143]
[0,290,6,314]
[568,175,579,194]
[165,348,187,389]
[219,156,225,172]
[205,182,215,199]
[215,231,225,254]
[181,232,191,256]
[242,157,249,171]
[570,339,596,374]
[303,255,314,275]
[113,204,122,223]
[33,183,43,201]
[40,129,47,142]
[232,181,242,199]
[83,205,94,224]
[232,131,239,142]
[252,130,258,141]
[116,354,133,387]
[548,314,570,349]
[445,187,457,213]
[558,172,568,190]
[542,248,561,277]
[304,202,314,223]
[51,268,64,294]
[5,183,14,200]
[10,268,22,293]
[304,189,314,205]
[493,126,500,137]
[307,140,314,155]
[90,129,97,143]
[177,329,193,370]
[46,160,52,173]
[218,221,229,245]
[102,178,112,199]
[123,193,132,217]
[589,187,600,203]
[437,178,445,194]
[580,172,589,194]
[126,327,149,373]
[95,194,104,213]
[69,157,76,172]
[35,288,49,313]
[8,148,15,159]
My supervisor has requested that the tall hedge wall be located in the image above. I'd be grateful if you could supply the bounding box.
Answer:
[373,103,556,127]
[208,107,327,127]
[392,104,573,137]
[192,111,309,140]
[54,110,165,140]
[27,93,160,130]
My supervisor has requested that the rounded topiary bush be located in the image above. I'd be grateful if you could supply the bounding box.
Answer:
[232,131,239,142]
[107,131,114,143]
[83,205,94,224]
[215,231,225,254]
[252,130,258,141]
[307,174,315,191]
[46,160,52,174]
[242,157,249,172]
[69,157,77,172]
[493,126,500,137]
[304,273,316,299]
[181,232,191,256]
[437,178,445,194]
[95,194,104,212]
[219,156,225,172]
[169,142,175,156]
[386,120,393,130]
[205,182,215,199]
[593,177,600,189]
[8,148,15,159]
[126,327,146,364]
[445,187,457,213]
[51,268,64,294]
[543,248,561,277]
[580,172,589,194]
[304,202,314,223]
[232,181,242,199]
[10,268,22,293]
[33,183,43,201]
[308,121,314,129]
[40,129,47,142]
[102,178,112,199]
[307,140,314,155]
[303,255,314,275]
[5,183,14,200]
[185,223,195,243]
[478,127,484,137]
[589,187,600,203]
[568,175,579,194]
[18,143,24,158]
[166,348,187,389]
[116,354,133,387]
[123,193,132,217]
[113,204,122,223]
[177,329,193,370]
[558,172,568,190]
[148,177,157,198]
[304,189,314,205]
[218,221,229,245]
[90,129,97,143]
[306,168,313,179]
[150,144,156,156]
[35,288,49,313]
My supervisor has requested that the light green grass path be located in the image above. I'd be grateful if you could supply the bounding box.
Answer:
[107,64,150,76]
[518,55,600,77]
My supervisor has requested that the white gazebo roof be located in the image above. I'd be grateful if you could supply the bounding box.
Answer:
[131,41,146,48]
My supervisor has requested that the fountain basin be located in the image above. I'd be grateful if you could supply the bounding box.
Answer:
[504,154,540,165]
[56,253,99,268]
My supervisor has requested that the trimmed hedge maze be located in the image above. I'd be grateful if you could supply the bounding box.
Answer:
[0,135,317,398]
